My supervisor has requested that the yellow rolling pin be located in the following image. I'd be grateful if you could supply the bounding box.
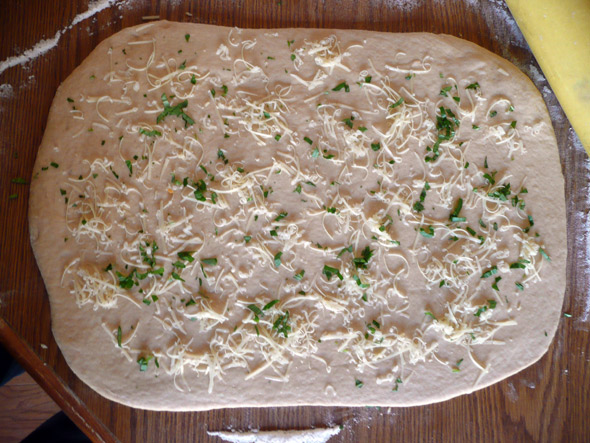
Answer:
[506,0,590,154]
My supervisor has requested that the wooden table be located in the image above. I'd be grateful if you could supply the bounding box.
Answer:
[1,1,589,441]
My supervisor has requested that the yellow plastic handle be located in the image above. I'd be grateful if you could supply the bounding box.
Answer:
[506,0,590,154]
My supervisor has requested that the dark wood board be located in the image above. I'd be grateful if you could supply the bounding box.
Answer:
[1,1,589,442]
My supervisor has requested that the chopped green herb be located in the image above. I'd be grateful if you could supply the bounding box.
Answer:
[332,82,350,92]
[390,97,404,108]
[466,82,480,90]
[419,226,435,238]
[353,246,374,270]
[275,212,288,222]
[371,142,381,152]
[304,136,313,145]
[539,248,551,261]
[481,266,498,278]
[274,251,283,267]
[323,265,343,281]
[156,93,194,128]
[355,379,364,388]
[263,300,279,311]
[337,245,353,258]
[139,128,162,137]
[137,355,152,372]
[492,276,502,291]
[488,183,511,201]
[293,270,305,281]
[439,86,452,97]
[272,310,291,338]
[452,358,464,372]
[247,304,264,322]
[201,258,218,266]
[449,198,463,221]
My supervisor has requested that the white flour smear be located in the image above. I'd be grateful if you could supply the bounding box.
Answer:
[569,128,590,328]
[207,427,341,443]
[383,0,424,12]
[0,0,118,76]
[0,83,14,99]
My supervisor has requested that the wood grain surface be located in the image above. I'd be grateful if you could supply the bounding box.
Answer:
[0,371,61,442]
[1,1,589,442]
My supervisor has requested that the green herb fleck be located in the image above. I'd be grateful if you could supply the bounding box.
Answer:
[332,82,350,92]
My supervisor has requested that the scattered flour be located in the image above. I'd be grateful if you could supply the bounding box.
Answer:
[207,427,341,443]
[503,381,519,403]
[383,0,424,12]
[528,64,546,84]
[0,0,118,76]
[0,33,62,76]
[0,83,14,99]
[71,0,118,27]
[569,128,590,329]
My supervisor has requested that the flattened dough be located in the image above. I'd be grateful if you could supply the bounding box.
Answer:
[29,21,566,410]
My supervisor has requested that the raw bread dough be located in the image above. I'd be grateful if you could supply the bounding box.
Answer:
[29,21,566,411]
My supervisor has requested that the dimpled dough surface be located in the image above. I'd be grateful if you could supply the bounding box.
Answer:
[29,21,566,411]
